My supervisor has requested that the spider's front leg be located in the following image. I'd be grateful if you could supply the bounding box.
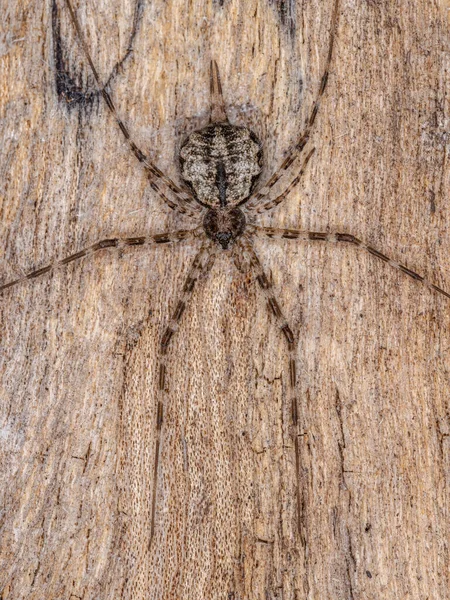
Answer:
[233,236,304,538]
[255,226,450,300]
[0,228,202,293]
[245,0,340,213]
[64,0,201,218]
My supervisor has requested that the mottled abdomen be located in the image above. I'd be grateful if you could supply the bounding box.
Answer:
[180,123,262,207]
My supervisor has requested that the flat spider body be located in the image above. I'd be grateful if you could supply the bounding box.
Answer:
[2,0,449,553]
[180,122,262,208]
[179,62,262,248]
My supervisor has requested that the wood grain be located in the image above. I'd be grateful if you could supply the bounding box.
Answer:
[1,0,449,598]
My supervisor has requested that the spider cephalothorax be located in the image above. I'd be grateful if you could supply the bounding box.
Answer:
[203,206,246,249]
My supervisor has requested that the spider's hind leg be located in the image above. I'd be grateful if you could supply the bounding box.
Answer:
[233,237,304,538]
[149,240,217,546]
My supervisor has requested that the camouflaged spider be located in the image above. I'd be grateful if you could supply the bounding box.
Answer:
[1,0,449,545]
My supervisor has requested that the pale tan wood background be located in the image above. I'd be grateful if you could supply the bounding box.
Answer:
[1,0,449,598]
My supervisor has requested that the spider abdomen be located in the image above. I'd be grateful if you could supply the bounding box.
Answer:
[180,123,262,207]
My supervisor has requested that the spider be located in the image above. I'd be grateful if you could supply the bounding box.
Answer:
[1,0,449,549]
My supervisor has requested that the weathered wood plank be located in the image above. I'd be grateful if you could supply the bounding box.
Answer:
[1,1,449,598]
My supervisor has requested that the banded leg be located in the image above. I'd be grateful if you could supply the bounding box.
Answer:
[0,228,201,293]
[233,237,303,535]
[245,0,340,213]
[247,148,315,214]
[64,0,201,218]
[255,226,450,300]
[150,242,217,545]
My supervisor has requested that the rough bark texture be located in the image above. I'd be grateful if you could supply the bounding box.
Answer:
[1,1,449,599]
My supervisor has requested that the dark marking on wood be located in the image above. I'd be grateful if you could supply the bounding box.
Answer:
[268,0,297,38]
[183,277,196,293]
[309,103,319,127]
[309,232,328,241]
[282,231,300,239]
[0,279,21,292]
[281,154,296,170]
[256,273,270,289]
[291,398,298,424]
[432,285,450,299]
[268,297,283,319]
[320,71,329,94]
[51,0,93,107]
[130,142,146,162]
[118,120,130,139]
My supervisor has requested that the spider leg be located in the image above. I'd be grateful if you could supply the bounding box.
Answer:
[63,0,201,218]
[247,148,315,214]
[255,226,450,300]
[232,236,303,537]
[0,228,201,293]
[150,241,217,546]
[245,0,340,214]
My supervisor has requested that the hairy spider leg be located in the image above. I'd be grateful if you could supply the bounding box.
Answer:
[255,226,450,300]
[233,236,303,536]
[0,229,201,293]
[64,0,201,218]
[150,241,217,545]
[248,148,315,214]
[245,0,340,213]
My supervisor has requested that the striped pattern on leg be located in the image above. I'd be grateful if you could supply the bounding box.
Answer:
[233,237,303,535]
[246,149,315,213]
[149,242,217,545]
[64,0,201,218]
[245,0,340,214]
[0,228,201,293]
[255,226,450,300]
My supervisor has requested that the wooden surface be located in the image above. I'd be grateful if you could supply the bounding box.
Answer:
[1,0,449,598]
